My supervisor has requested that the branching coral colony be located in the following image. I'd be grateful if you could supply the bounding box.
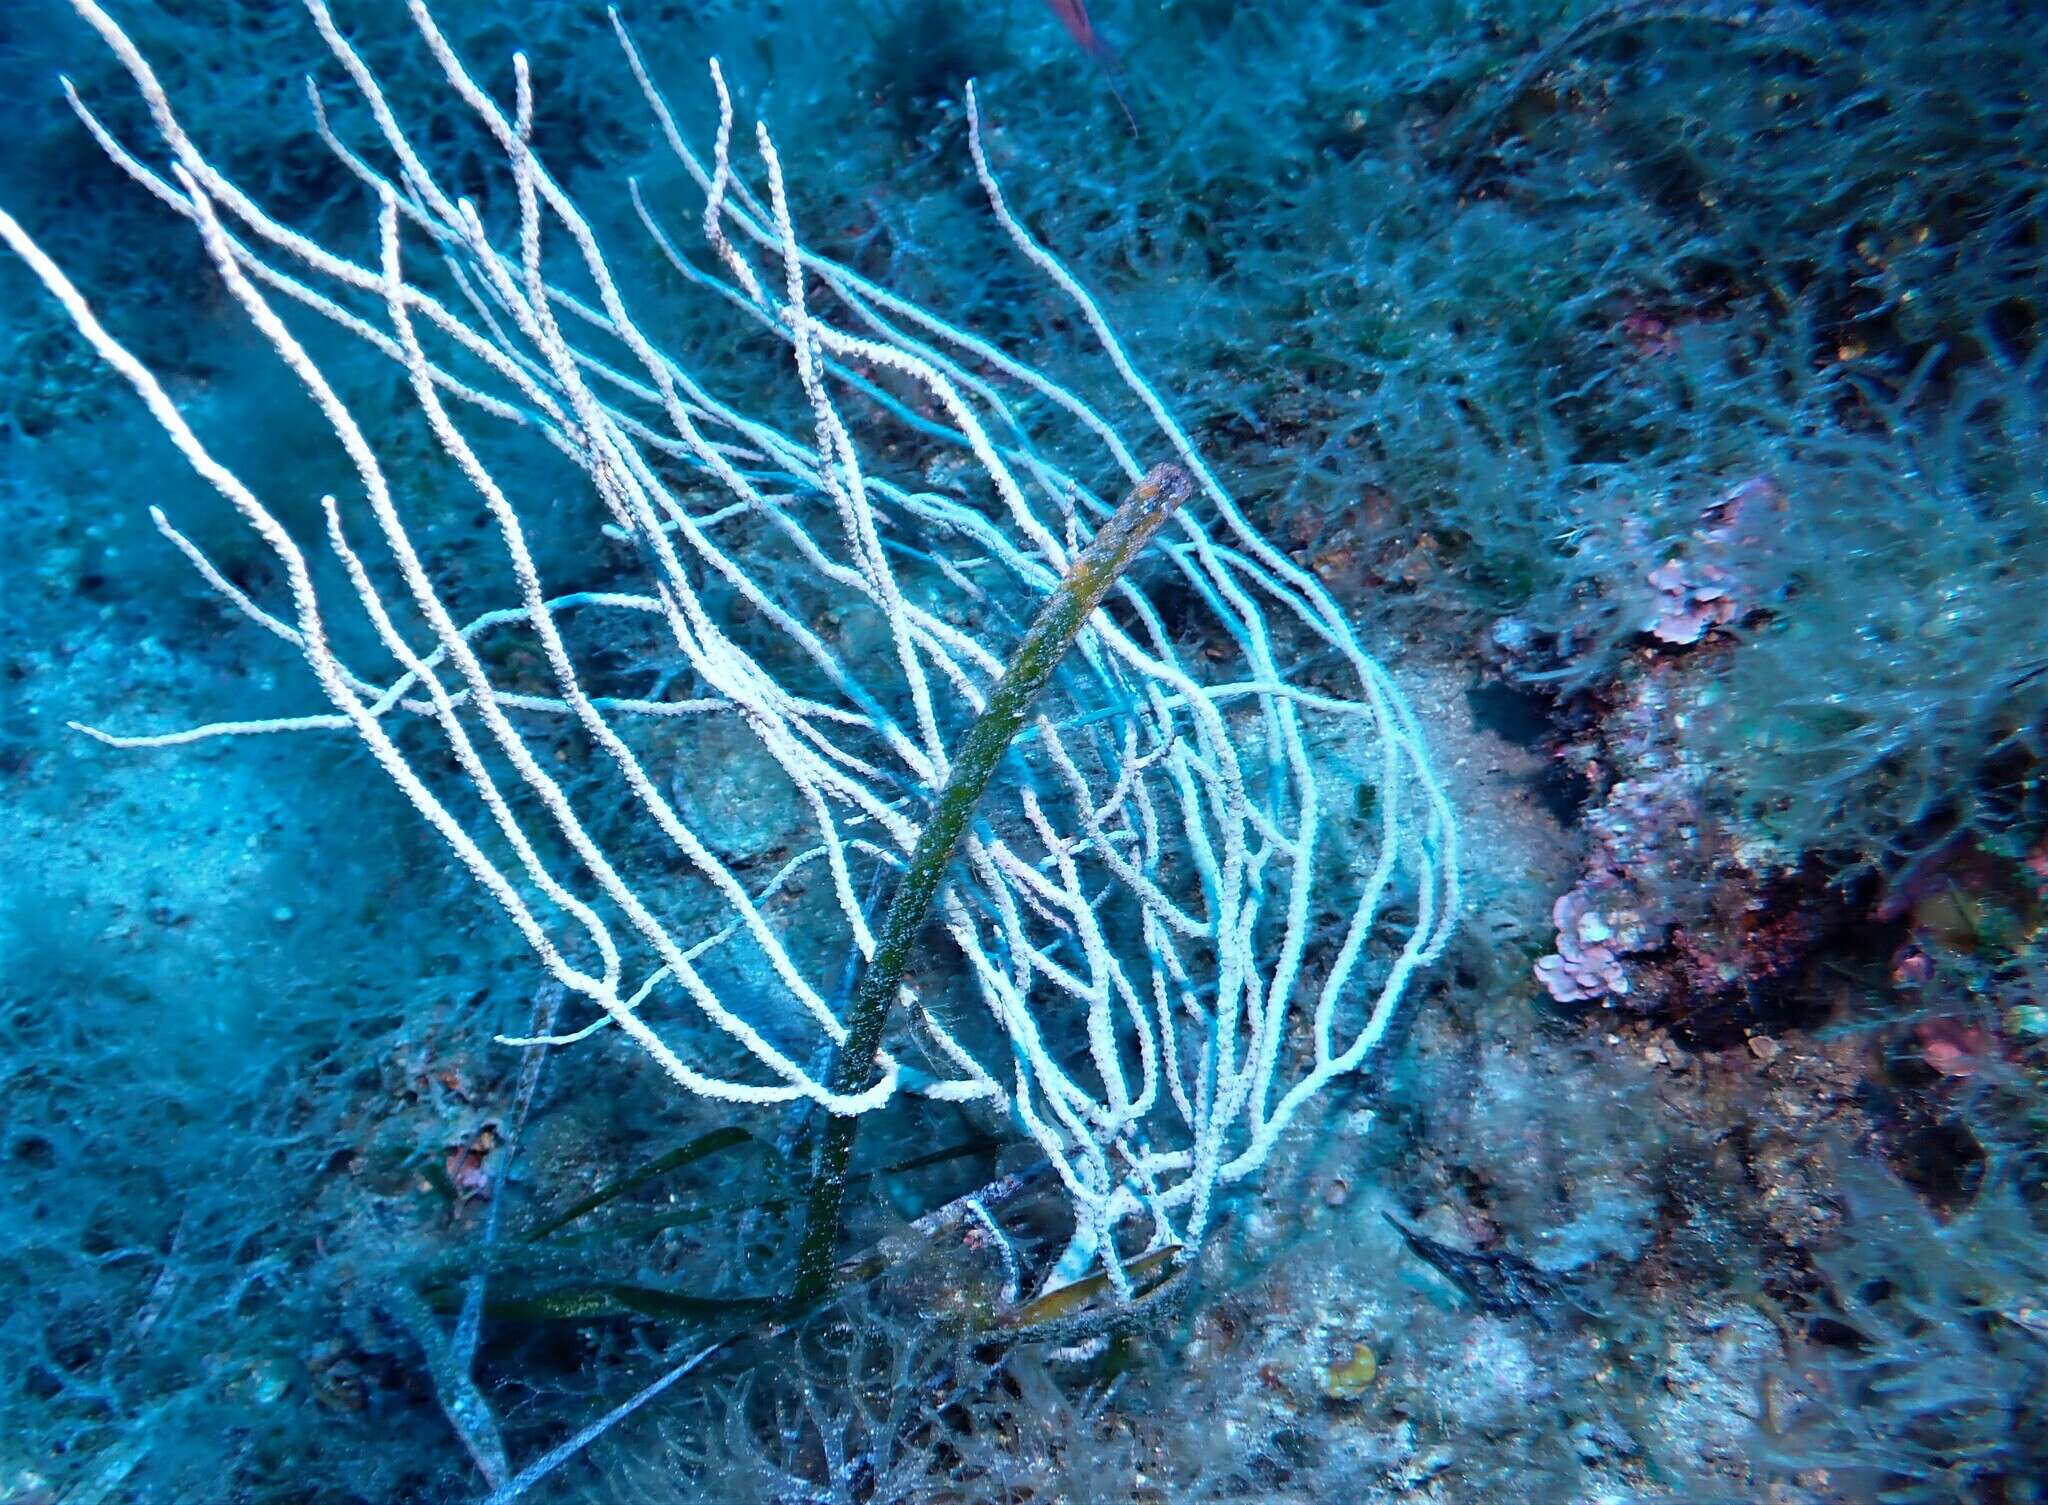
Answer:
[1,0,1458,1298]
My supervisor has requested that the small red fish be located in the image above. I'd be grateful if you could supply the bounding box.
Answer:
[1041,0,1139,134]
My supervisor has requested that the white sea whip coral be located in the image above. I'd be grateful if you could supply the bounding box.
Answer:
[0,0,1458,1293]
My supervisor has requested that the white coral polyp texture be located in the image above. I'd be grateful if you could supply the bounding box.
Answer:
[3,0,1458,1287]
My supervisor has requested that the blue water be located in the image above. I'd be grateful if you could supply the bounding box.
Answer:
[1,2,2042,1501]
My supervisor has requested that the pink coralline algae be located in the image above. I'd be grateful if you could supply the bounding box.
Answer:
[1535,676,1701,1005]
[1643,557,1737,645]
[1639,477,1780,646]
[1534,766,1699,1004]
[1915,1015,1996,1079]
[1524,473,1818,1009]
[1535,888,1636,1002]
[1532,655,1810,1010]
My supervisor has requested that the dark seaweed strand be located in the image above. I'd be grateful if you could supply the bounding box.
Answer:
[791,461,1195,1305]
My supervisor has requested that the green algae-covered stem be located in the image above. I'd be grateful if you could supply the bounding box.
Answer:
[791,462,1195,1305]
